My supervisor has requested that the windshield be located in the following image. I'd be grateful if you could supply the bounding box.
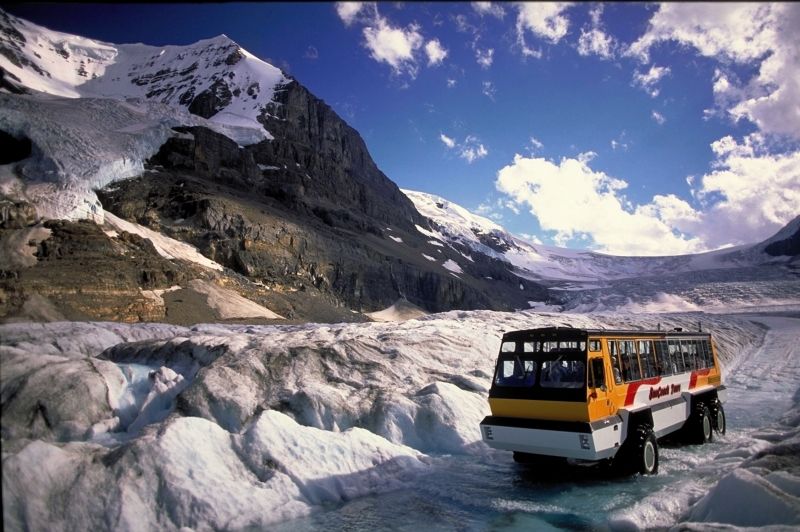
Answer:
[540,358,586,389]
[495,356,537,387]
[490,339,588,401]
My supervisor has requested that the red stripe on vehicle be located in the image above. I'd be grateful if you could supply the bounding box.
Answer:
[689,368,711,389]
[624,377,661,406]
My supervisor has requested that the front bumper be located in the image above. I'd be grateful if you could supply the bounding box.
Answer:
[480,415,624,460]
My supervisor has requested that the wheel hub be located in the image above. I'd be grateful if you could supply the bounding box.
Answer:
[644,441,656,471]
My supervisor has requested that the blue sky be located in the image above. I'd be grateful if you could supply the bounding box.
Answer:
[7,2,799,255]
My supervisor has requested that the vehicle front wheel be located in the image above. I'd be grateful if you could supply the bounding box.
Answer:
[614,425,659,476]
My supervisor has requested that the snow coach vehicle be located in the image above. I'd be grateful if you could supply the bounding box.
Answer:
[479,326,726,474]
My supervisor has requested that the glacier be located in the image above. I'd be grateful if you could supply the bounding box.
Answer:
[6,309,797,530]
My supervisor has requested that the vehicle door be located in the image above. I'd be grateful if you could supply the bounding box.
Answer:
[588,339,616,417]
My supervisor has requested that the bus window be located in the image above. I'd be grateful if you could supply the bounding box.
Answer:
[668,340,682,373]
[655,340,672,376]
[501,341,516,353]
[621,340,641,382]
[523,341,536,352]
[638,340,658,378]
[589,339,601,352]
[609,340,623,384]
[495,356,536,387]
[589,358,606,390]
[541,359,585,389]
[698,339,710,368]
[687,340,699,370]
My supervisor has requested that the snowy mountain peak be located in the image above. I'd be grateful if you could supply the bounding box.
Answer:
[762,215,800,246]
[0,9,286,136]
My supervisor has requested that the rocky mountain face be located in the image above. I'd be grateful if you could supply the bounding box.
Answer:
[95,122,547,317]
[0,10,548,323]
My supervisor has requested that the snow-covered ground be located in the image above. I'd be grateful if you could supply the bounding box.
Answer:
[4,309,797,530]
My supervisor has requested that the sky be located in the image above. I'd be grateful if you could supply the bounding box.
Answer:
[5,2,799,256]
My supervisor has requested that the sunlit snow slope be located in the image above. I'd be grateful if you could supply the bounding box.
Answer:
[0,9,285,136]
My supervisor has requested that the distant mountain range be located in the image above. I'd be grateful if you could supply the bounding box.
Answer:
[1,9,798,323]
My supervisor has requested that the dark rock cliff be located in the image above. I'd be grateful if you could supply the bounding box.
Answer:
[254,79,424,233]
[97,120,548,316]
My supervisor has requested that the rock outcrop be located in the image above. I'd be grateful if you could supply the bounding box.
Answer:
[97,122,548,315]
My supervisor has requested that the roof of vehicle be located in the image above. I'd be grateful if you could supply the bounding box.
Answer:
[502,326,712,341]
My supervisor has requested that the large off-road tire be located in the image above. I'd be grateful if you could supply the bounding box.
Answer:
[613,425,659,476]
[686,403,713,444]
[711,401,726,435]
[638,428,659,475]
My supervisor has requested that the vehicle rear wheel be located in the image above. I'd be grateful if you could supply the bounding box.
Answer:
[687,403,713,444]
[712,402,726,435]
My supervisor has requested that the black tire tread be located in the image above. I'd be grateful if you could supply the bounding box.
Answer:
[688,402,713,444]
[614,425,659,476]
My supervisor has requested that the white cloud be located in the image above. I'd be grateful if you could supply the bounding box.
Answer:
[439,133,456,148]
[362,18,424,77]
[610,131,630,152]
[472,2,506,19]
[495,154,703,255]
[424,39,448,66]
[475,201,503,221]
[632,65,670,97]
[440,134,489,163]
[629,3,800,138]
[651,110,666,125]
[447,78,457,88]
[515,3,572,58]
[339,4,448,80]
[461,135,489,163]
[610,140,628,151]
[692,135,800,247]
[629,4,777,64]
[336,2,371,26]
[576,5,616,59]
[475,48,494,69]
[496,133,800,254]
[481,80,496,101]
[577,28,615,59]
[303,46,319,60]
[515,3,572,43]
[516,232,543,245]
[454,13,478,35]
[528,136,544,154]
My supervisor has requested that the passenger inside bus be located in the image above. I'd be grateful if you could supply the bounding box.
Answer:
[541,360,585,388]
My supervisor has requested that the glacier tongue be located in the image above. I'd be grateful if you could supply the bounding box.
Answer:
[0,93,268,221]
[0,310,767,530]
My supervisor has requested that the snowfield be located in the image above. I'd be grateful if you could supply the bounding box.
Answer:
[4,309,796,530]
